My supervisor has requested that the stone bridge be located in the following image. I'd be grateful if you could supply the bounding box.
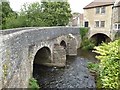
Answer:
[0,27,81,88]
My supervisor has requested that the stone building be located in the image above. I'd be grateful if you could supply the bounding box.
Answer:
[69,13,84,27]
[83,0,120,41]
[112,0,120,30]
[83,0,115,33]
[112,0,120,38]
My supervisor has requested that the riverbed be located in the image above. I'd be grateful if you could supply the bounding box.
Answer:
[33,48,98,88]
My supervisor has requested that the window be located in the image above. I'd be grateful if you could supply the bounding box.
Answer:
[118,24,120,29]
[101,7,105,13]
[95,21,105,28]
[101,21,105,27]
[95,21,99,27]
[96,7,106,14]
[96,7,100,14]
[115,24,117,29]
[114,23,120,30]
[85,21,89,27]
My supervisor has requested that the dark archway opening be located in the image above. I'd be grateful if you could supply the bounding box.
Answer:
[60,40,67,49]
[33,47,51,84]
[91,33,111,45]
[33,47,51,65]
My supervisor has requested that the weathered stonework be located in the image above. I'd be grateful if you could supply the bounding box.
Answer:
[111,0,120,38]
[0,27,81,88]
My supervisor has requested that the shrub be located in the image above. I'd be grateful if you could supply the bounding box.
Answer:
[81,37,95,50]
[28,78,40,89]
[93,39,120,89]
[80,28,88,39]
[80,28,95,50]
[88,62,99,72]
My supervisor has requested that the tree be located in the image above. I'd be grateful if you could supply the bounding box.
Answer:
[1,0,72,29]
[20,2,47,27]
[20,0,72,27]
[41,0,72,26]
[0,1,17,29]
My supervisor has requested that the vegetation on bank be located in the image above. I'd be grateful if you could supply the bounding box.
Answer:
[80,28,95,50]
[88,39,120,89]
[28,78,40,89]
[0,0,72,29]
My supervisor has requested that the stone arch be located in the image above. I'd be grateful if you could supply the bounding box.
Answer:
[55,35,68,54]
[33,46,51,65]
[60,40,67,49]
[90,33,111,45]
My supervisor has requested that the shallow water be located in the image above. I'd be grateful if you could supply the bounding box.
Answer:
[33,48,98,88]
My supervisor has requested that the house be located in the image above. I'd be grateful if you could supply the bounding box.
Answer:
[83,0,115,28]
[69,13,84,27]
[83,0,115,37]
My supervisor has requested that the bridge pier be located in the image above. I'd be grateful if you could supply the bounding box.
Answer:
[52,44,66,67]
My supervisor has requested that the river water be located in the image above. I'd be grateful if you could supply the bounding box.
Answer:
[33,48,98,88]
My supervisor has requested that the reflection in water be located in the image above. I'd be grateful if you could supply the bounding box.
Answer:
[33,48,98,88]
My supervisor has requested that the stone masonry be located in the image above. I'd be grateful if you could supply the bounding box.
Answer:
[0,27,81,88]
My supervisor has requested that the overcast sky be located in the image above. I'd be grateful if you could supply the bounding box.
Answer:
[9,0,94,13]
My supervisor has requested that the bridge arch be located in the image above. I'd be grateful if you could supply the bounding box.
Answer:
[90,33,111,45]
[60,40,67,49]
[33,46,51,65]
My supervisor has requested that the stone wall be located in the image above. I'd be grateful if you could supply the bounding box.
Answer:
[0,27,81,88]
[111,1,120,39]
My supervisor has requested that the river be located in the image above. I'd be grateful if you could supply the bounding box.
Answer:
[33,48,98,88]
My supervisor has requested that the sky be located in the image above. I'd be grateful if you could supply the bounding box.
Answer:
[9,0,94,13]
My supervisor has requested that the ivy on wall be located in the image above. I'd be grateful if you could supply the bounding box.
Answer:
[80,28,95,50]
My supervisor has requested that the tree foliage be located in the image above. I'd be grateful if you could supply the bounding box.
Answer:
[0,1,17,29]
[1,0,72,29]
[94,39,120,89]
[41,0,72,26]
[20,2,47,27]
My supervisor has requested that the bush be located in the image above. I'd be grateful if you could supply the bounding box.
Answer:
[80,28,95,50]
[81,37,95,50]
[28,78,40,89]
[80,28,88,39]
[93,39,120,89]
[87,62,99,72]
